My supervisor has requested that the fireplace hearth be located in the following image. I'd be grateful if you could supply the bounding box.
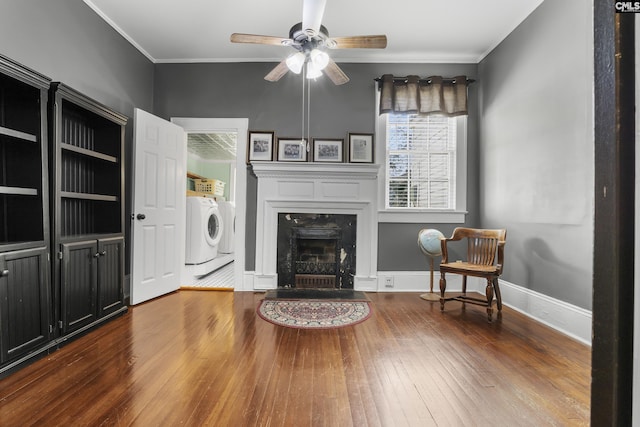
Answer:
[277,213,356,289]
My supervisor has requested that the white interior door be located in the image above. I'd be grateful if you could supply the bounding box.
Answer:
[131,108,186,304]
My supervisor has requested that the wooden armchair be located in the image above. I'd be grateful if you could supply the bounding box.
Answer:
[439,227,507,322]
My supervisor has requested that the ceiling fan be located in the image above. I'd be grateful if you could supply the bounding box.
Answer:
[230,0,387,85]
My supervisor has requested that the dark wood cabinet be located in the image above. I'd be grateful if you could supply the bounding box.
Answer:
[97,237,125,316]
[0,56,129,377]
[59,237,124,335]
[0,55,52,368]
[50,83,127,336]
[0,248,50,363]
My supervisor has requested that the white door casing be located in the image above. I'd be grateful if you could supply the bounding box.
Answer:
[171,117,248,290]
[131,108,186,304]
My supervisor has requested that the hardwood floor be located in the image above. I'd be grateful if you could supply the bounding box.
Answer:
[0,291,590,426]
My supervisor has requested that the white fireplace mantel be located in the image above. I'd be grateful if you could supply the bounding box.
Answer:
[252,162,380,291]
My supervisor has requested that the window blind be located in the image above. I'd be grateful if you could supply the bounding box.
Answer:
[386,114,457,209]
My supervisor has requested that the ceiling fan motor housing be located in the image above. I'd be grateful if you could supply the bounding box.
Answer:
[288,22,331,52]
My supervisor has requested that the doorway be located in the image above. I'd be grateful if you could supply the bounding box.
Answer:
[171,118,248,291]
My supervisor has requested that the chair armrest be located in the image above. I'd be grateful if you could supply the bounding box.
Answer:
[440,238,452,263]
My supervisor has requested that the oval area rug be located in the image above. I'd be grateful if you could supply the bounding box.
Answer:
[257,300,372,329]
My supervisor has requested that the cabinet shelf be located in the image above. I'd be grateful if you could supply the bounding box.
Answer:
[61,143,117,163]
[61,191,118,202]
[0,186,38,196]
[0,126,37,143]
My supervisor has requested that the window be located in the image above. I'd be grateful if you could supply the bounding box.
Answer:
[376,111,467,223]
[387,113,456,209]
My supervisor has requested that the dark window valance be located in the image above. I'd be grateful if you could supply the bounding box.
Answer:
[377,74,469,117]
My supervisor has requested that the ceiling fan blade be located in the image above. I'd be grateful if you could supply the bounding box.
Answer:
[329,35,388,49]
[264,60,290,82]
[230,33,290,46]
[302,0,327,35]
[324,59,349,85]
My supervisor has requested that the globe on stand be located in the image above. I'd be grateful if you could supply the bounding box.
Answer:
[417,229,445,302]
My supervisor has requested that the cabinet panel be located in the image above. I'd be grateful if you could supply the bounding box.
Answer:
[61,241,98,334]
[0,247,50,363]
[98,237,124,315]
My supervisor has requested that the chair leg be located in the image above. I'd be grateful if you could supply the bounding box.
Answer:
[439,273,447,311]
[493,278,503,317]
[485,278,494,322]
[461,275,467,294]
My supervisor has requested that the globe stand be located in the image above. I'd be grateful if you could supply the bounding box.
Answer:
[420,257,440,302]
[417,228,445,303]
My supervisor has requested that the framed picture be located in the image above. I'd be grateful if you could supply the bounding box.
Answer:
[247,131,275,163]
[348,133,374,163]
[312,138,343,163]
[277,138,308,162]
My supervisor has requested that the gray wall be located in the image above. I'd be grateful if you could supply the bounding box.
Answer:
[478,0,593,310]
[0,0,155,285]
[153,62,478,271]
[0,0,154,116]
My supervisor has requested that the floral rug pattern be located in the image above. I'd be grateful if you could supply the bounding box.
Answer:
[257,300,372,329]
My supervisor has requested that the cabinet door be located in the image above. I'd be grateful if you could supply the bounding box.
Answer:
[60,241,98,335]
[0,247,50,363]
[98,237,124,316]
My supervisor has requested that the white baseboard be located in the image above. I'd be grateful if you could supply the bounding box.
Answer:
[497,278,592,345]
[376,271,592,345]
[376,271,465,292]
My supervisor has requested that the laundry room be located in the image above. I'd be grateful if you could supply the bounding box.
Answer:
[183,132,237,288]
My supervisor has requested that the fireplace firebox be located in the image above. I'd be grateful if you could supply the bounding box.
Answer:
[277,213,356,289]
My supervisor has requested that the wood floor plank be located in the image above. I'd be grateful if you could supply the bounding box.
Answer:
[0,291,590,426]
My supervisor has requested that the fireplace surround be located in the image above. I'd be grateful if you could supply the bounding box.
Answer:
[252,162,380,291]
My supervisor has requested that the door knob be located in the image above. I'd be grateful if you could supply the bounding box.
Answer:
[0,269,8,277]
[136,214,146,220]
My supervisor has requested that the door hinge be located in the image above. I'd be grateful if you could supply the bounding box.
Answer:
[49,324,53,334]
[58,251,63,260]
[58,320,63,329]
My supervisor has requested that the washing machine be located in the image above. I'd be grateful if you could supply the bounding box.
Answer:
[217,200,236,254]
[185,196,224,265]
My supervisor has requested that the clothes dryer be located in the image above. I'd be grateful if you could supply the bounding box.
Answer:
[185,196,224,265]
[217,201,235,254]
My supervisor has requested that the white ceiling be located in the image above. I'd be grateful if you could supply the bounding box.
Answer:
[83,0,544,64]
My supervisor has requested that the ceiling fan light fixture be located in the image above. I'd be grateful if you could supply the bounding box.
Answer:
[306,61,323,79]
[310,49,329,70]
[286,52,305,74]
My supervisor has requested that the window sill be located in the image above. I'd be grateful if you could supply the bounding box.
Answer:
[377,210,467,224]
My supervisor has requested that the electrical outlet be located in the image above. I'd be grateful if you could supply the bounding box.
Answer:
[384,277,394,288]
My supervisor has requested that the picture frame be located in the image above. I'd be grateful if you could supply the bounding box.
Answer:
[312,138,343,163]
[277,138,308,162]
[247,131,275,163]
[348,133,374,163]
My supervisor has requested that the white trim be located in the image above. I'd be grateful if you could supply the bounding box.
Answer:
[378,210,467,223]
[251,163,379,291]
[375,272,592,345]
[82,0,156,63]
[171,117,248,292]
[376,271,465,292]
[497,279,592,346]
[375,97,468,223]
